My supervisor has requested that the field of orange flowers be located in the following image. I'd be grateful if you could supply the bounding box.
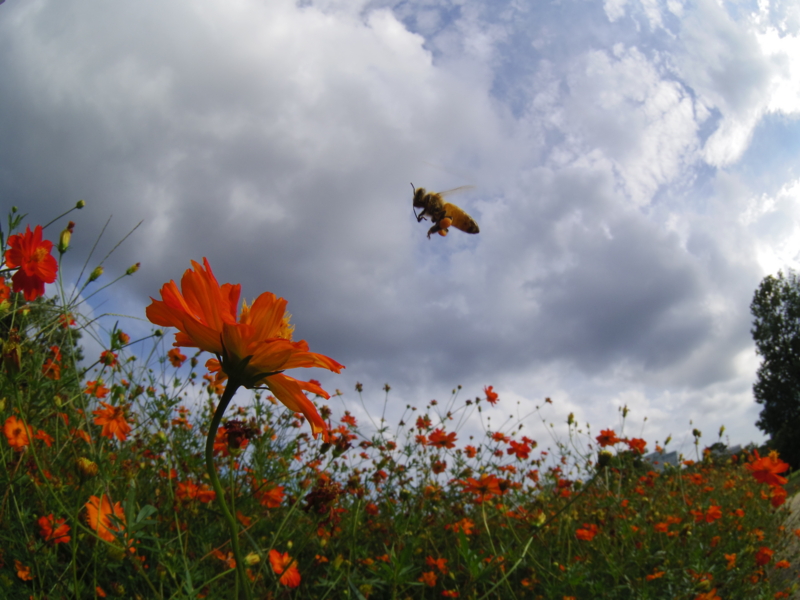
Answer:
[1,204,799,599]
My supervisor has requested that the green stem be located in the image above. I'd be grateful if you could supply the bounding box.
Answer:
[205,380,251,600]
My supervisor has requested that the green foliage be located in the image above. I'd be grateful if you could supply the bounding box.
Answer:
[751,270,800,467]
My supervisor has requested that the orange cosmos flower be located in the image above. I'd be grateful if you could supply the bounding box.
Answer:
[14,559,33,581]
[428,428,457,449]
[755,546,774,566]
[484,385,499,405]
[176,481,217,503]
[575,523,600,541]
[0,279,10,304]
[426,556,448,574]
[42,345,62,380]
[459,473,503,503]
[84,494,126,544]
[770,485,788,508]
[4,225,58,301]
[84,380,110,399]
[626,437,647,454]
[99,350,118,367]
[269,549,301,588]
[446,518,475,535]
[693,504,722,524]
[694,590,721,600]
[168,347,187,367]
[419,571,437,586]
[211,548,237,570]
[92,402,132,441]
[745,451,789,487]
[146,258,344,440]
[507,439,532,459]
[38,514,71,545]
[255,482,285,508]
[596,429,620,447]
[3,415,32,451]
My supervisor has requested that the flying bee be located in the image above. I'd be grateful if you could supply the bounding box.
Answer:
[411,183,480,239]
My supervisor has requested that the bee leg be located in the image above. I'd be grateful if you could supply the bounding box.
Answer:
[427,223,440,239]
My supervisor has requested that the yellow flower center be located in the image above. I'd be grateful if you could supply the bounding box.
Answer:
[279,313,294,341]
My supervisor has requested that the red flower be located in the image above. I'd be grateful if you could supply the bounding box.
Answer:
[426,556,448,574]
[4,225,58,300]
[269,550,301,587]
[770,485,788,507]
[754,546,773,566]
[575,523,599,541]
[507,440,531,460]
[484,385,499,405]
[626,437,647,454]
[696,504,722,524]
[745,451,789,487]
[596,429,620,447]
[99,350,118,367]
[167,348,187,367]
[0,279,10,304]
[38,514,71,545]
[428,428,457,449]
[42,345,62,380]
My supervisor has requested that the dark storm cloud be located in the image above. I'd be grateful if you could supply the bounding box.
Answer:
[1,0,799,447]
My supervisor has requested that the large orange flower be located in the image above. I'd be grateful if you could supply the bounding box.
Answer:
[92,402,132,441]
[745,450,789,487]
[84,494,126,544]
[146,258,343,439]
[269,549,301,588]
[3,415,31,451]
[38,514,71,545]
[4,225,58,301]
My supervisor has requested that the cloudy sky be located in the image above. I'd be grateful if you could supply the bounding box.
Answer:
[2,0,799,456]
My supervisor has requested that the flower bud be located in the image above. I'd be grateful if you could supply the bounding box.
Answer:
[76,200,86,209]
[597,450,613,469]
[88,266,104,283]
[2,332,22,375]
[126,262,140,275]
[76,457,99,479]
[244,552,261,566]
[58,221,75,254]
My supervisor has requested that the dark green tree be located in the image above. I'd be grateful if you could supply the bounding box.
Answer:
[751,270,800,468]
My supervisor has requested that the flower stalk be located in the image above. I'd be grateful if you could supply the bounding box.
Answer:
[204,379,251,600]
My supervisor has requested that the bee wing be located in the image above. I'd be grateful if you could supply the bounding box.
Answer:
[437,185,475,197]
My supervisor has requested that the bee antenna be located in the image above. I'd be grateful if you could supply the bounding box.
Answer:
[410,182,415,192]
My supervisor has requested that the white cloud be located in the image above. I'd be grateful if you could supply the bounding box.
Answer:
[1,0,799,452]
